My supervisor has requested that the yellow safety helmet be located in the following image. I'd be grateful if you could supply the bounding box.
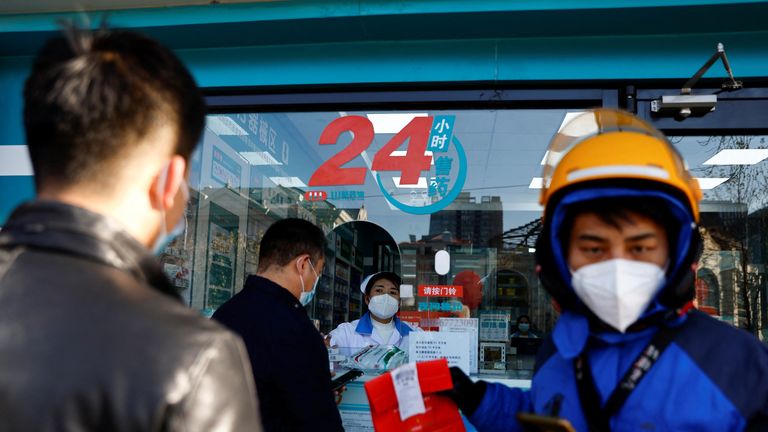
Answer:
[539,109,702,222]
[535,109,703,314]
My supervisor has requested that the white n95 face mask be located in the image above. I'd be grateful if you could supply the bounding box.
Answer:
[571,258,665,333]
[368,294,399,320]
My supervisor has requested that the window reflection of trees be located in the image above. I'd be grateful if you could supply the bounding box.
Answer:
[494,219,556,336]
[687,135,768,340]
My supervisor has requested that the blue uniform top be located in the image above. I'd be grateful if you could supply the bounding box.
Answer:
[469,310,768,432]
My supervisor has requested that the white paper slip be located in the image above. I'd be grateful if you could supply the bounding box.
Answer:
[439,318,479,374]
[409,331,471,375]
[390,362,426,421]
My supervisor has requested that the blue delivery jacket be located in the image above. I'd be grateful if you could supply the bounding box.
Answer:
[469,310,768,432]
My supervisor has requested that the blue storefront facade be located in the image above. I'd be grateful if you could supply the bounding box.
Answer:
[2,3,768,412]
[5,1,768,217]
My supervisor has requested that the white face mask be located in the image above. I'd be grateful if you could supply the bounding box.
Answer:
[298,259,319,306]
[368,294,399,320]
[571,258,665,333]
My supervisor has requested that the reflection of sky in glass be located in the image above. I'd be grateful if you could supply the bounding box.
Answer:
[194,106,768,243]
[192,114,768,241]
[670,135,768,213]
[188,113,768,337]
[196,110,576,244]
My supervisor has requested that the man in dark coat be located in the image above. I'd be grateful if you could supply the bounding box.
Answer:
[0,26,261,431]
[214,218,344,431]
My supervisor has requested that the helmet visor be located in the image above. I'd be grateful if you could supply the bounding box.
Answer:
[540,109,699,220]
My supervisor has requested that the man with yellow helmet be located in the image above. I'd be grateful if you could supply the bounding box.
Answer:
[444,109,768,431]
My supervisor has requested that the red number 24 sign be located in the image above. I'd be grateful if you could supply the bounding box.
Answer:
[308,116,434,186]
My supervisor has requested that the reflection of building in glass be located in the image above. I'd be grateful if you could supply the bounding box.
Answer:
[399,231,496,316]
[747,207,768,340]
[497,218,540,250]
[400,232,470,287]
[429,192,503,249]
[494,217,555,335]
[180,135,364,316]
[699,201,751,329]
[495,269,529,313]
[695,267,721,317]
[496,249,553,336]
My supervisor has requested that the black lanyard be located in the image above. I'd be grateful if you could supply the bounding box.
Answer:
[573,324,683,432]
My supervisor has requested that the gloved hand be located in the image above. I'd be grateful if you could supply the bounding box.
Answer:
[440,366,488,418]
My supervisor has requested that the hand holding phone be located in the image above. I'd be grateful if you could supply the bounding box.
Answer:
[331,369,363,391]
[516,412,576,432]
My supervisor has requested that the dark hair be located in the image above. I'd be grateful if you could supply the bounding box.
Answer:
[257,218,326,271]
[516,315,531,325]
[558,197,675,253]
[364,271,401,295]
[23,24,205,190]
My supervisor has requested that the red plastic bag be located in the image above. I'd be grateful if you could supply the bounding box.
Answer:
[364,359,465,432]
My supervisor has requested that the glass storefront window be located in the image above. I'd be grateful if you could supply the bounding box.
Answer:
[672,135,768,339]
[157,108,768,380]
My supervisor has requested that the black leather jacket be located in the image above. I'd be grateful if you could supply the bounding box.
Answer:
[0,201,262,432]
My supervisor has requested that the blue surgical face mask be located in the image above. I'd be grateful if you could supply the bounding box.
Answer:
[298,259,320,306]
[518,323,530,333]
[152,164,190,255]
[152,209,187,255]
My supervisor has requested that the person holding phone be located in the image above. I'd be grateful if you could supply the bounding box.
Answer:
[213,219,343,432]
[328,271,419,351]
[443,109,768,431]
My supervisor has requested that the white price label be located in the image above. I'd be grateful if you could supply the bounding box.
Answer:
[390,362,426,421]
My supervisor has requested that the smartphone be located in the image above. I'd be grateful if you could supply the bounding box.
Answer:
[331,369,363,391]
[516,412,576,432]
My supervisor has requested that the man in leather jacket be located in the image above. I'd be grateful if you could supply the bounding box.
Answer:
[0,26,262,431]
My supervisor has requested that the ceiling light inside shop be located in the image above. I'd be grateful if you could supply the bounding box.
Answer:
[531,175,728,190]
[540,150,564,166]
[503,203,544,211]
[268,176,307,188]
[702,149,768,165]
[556,111,591,135]
[388,150,435,165]
[239,151,282,166]
[366,113,428,133]
[207,116,248,136]
[694,177,729,189]
[393,176,428,189]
